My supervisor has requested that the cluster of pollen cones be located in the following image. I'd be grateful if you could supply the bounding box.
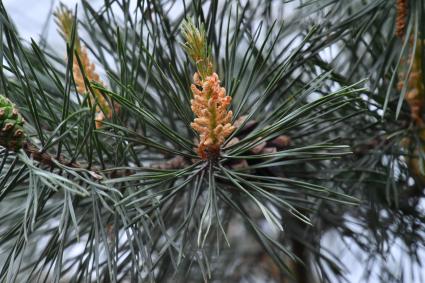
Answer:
[72,46,113,128]
[190,72,235,159]
[55,6,115,129]
[395,0,408,38]
[397,39,425,125]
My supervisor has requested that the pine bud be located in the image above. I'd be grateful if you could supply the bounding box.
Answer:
[181,19,213,80]
[0,95,25,150]
[54,4,81,51]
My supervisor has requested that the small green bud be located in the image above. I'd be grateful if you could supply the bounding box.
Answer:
[181,19,213,80]
[0,95,26,151]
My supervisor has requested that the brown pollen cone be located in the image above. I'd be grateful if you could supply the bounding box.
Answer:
[395,0,408,38]
[398,39,425,125]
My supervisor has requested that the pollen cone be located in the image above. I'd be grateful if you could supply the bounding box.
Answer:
[190,72,235,159]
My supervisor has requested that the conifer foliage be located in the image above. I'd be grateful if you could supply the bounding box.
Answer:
[0,0,424,282]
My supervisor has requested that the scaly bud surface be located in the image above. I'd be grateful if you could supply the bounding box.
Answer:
[0,95,25,150]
